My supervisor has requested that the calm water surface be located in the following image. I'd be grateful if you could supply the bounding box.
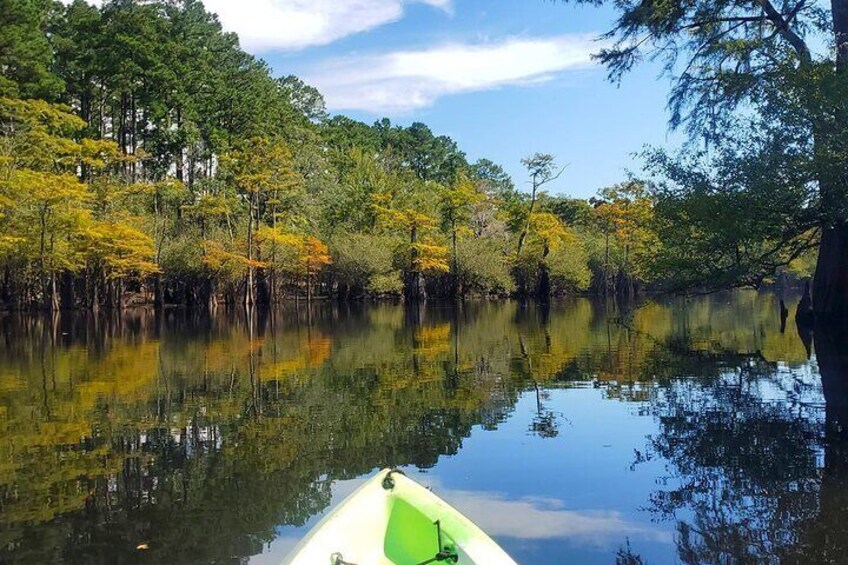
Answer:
[2,292,847,564]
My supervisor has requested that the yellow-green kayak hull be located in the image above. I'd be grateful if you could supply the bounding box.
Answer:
[283,469,517,564]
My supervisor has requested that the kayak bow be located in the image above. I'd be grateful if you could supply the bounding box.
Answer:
[283,469,517,564]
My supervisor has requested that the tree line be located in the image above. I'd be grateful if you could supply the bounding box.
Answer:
[0,0,674,310]
[3,0,838,312]
[0,0,671,310]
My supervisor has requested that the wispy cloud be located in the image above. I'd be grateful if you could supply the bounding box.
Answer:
[303,34,599,114]
[60,1,452,52]
[202,0,453,52]
[443,490,670,545]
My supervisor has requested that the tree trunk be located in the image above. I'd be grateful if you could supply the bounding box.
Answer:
[245,194,256,308]
[39,209,48,310]
[604,231,612,295]
[48,272,59,312]
[536,262,551,302]
[153,273,163,309]
[405,225,426,301]
[812,0,848,319]
[207,277,218,311]
[130,92,137,181]
[89,269,100,312]
[833,0,848,67]
[451,226,459,298]
[1,267,10,309]
[813,209,848,321]
[516,181,538,256]
[105,278,114,310]
[175,107,184,183]
[60,271,74,309]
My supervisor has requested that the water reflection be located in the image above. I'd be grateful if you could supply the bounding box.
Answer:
[0,293,843,563]
[420,484,672,546]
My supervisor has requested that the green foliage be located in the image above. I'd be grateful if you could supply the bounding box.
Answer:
[541,195,592,227]
[547,244,592,293]
[439,175,483,236]
[455,237,515,296]
[0,0,63,99]
[375,119,468,184]
[278,75,327,124]
[322,147,396,234]
[554,0,848,312]
[329,233,403,297]
[645,140,817,290]
[470,158,515,196]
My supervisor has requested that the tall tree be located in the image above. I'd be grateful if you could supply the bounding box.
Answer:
[0,0,63,99]
[516,153,564,256]
[553,0,848,318]
[278,75,327,124]
[221,136,303,306]
[439,175,483,296]
[376,201,448,301]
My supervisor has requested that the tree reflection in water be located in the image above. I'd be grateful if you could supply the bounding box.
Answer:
[0,293,846,563]
[635,317,848,564]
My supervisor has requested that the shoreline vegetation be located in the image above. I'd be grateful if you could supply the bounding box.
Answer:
[0,1,654,311]
[1,0,839,316]
[0,0,666,311]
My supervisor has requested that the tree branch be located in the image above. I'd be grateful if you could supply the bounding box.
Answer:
[536,164,569,190]
[755,0,812,63]
[680,16,768,30]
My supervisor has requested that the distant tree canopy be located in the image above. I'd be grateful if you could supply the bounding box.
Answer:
[9,0,824,309]
[554,0,848,317]
[0,0,671,309]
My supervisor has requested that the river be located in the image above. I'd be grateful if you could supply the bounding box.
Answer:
[1,291,845,564]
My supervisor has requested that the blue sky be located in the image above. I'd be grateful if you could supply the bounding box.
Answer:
[210,0,683,198]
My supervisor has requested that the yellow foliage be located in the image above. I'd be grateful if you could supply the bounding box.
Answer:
[301,236,333,272]
[183,193,237,220]
[439,175,484,232]
[202,240,256,274]
[256,228,332,277]
[255,225,301,248]
[222,137,303,200]
[412,240,450,273]
[375,204,437,232]
[529,212,569,252]
[85,219,159,279]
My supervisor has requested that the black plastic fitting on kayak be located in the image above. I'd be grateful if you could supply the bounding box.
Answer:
[382,469,406,490]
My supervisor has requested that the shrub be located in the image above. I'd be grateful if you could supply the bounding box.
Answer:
[329,233,403,297]
[455,237,515,296]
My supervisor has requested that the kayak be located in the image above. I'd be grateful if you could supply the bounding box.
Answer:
[283,469,517,564]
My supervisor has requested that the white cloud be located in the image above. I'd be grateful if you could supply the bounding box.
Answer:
[443,490,671,545]
[303,34,599,114]
[59,0,452,52]
[202,0,453,51]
